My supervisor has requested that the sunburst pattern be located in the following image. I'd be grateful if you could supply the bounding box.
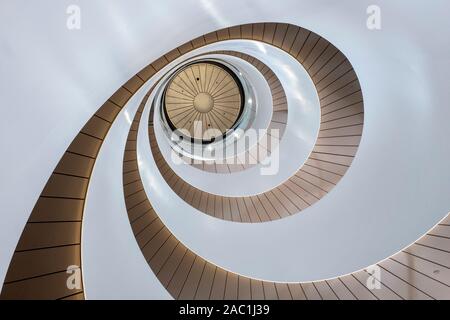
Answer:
[164,62,242,140]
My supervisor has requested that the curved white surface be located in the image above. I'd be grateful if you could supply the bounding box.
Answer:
[1,0,450,288]
[154,44,320,196]
[82,78,171,299]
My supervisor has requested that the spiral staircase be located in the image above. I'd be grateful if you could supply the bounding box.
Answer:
[0,2,449,300]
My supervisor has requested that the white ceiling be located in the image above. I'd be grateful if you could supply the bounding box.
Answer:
[1,0,450,286]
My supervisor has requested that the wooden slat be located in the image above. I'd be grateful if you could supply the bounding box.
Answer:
[224,273,239,300]
[178,257,206,299]
[326,278,356,300]
[210,269,227,300]
[301,283,321,300]
[1,271,83,300]
[4,245,80,283]
[195,264,216,300]
[16,222,81,251]
[288,283,307,300]
[28,197,83,222]
[339,275,377,300]
[314,281,338,300]
[380,259,450,299]
[352,270,402,300]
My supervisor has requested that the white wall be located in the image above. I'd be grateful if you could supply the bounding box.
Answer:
[1,0,450,286]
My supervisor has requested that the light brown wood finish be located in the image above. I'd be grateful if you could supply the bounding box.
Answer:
[148,24,364,223]
[125,85,450,300]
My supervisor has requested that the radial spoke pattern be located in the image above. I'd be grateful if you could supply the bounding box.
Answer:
[165,62,242,140]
